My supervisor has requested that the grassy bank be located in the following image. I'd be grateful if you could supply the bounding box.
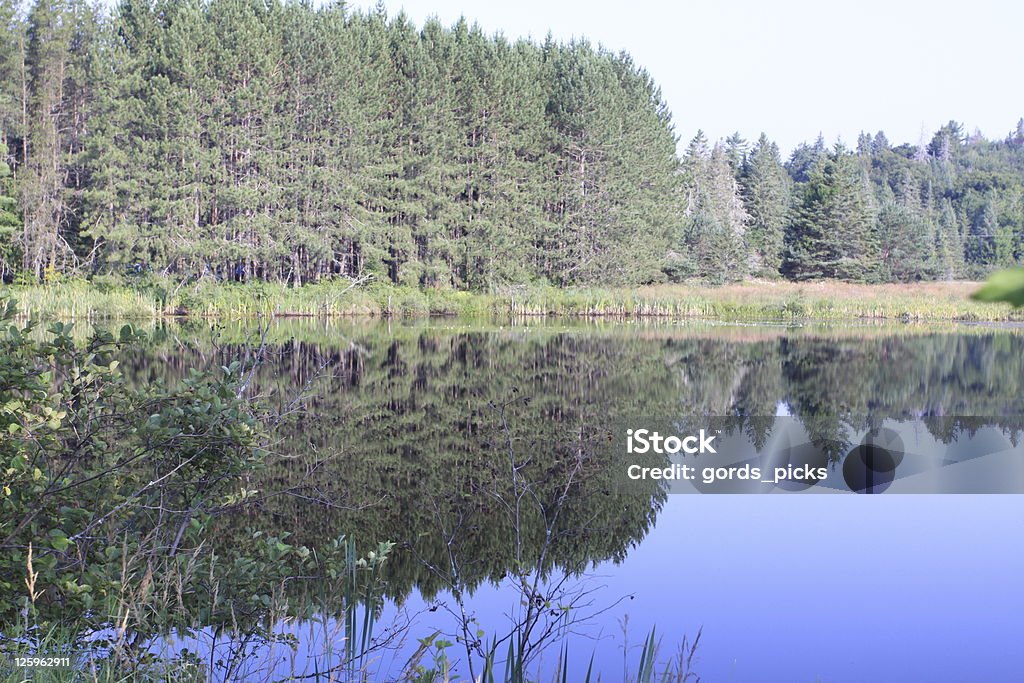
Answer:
[4,278,1020,322]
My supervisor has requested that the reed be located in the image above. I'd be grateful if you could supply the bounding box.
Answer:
[6,277,1018,322]
[5,281,158,320]
[495,280,1020,321]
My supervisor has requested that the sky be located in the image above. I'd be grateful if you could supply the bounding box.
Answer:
[347,0,1024,156]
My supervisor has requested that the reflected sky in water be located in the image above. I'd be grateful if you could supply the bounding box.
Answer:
[350,495,1023,682]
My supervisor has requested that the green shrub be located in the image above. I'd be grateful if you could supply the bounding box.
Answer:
[0,295,266,627]
[0,294,393,678]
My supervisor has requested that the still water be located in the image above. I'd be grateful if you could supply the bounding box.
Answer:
[122,318,1024,681]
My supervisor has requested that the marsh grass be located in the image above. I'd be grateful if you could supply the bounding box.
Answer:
[7,281,159,320]
[6,277,1017,322]
[499,280,1020,321]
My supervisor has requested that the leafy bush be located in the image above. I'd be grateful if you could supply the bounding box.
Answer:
[0,295,267,628]
[0,295,398,681]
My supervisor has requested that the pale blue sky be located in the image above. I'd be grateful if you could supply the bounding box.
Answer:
[349,0,1024,155]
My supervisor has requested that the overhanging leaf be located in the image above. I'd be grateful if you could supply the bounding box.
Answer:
[971,269,1024,307]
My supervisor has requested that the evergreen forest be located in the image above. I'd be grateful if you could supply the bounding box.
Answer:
[1,0,1023,289]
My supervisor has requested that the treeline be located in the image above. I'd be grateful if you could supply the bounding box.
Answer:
[0,0,1022,289]
[0,0,678,287]
[677,124,1024,283]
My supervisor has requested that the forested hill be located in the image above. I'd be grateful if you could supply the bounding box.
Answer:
[0,0,1022,290]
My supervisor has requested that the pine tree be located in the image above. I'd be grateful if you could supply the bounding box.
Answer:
[449,27,550,289]
[19,0,98,280]
[0,140,19,280]
[7,1,1022,289]
[541,41,677,285]
[0,0,27,154]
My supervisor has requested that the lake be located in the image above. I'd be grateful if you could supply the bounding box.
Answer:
[105,318,1024,681]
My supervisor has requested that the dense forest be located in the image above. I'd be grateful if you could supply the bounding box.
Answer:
[0,0,1023,288]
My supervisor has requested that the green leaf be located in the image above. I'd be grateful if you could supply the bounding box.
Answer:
[971,269,1024,307]
[50,529,72,551]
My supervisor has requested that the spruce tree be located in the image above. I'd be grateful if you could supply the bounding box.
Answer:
[934,198,963,279]
[877,202,936,281]
[786,134,826,183]
[724,131,747,177]
[669,133,748,282]
[784,147,879,281]
[740,133,789,276]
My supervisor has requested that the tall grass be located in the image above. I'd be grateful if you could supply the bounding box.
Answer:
[6,277,1019,322]
[6,281,159,320]
[495,280,1021,321]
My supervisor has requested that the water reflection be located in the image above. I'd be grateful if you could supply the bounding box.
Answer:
[107,319,1024,678]
[114,320,1024,592]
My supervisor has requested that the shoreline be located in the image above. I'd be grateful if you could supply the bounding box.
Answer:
[3,278,1020,323]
